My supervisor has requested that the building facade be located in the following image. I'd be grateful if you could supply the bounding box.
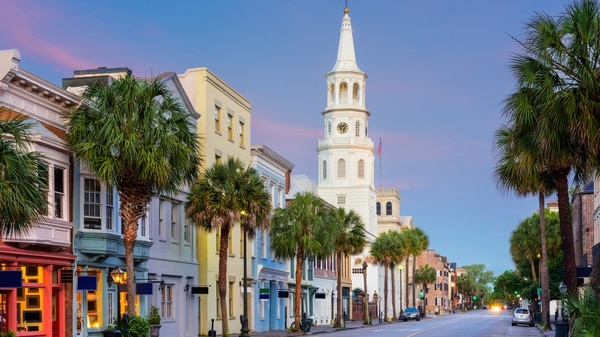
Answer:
[179,67,252,336]
[0,48,78,337]
[249,144,294,332]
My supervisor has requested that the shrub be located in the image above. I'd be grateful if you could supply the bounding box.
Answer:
[125,315,150,337]
[146,306,161,325]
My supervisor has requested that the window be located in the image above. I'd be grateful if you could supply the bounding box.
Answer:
[327,121,332,135]
[138,211,148,238]
[386,202,392,216]
[239,120,245,146]
[214,105,221,132]
[376,202,381,215]
[229,281,235,317]
[358,160,364,178]
[260,231,266,259]
[215,154,222,164]
[337,195,346,205]
[227,114,233,140]
[322,160,327,180]
[106,187,114,231]
[107,292,115,326]
[355,121,360,137]
[159,200,166,239]
[84,179,101,229]
[337,159,346,178]
[184,220,190,244]
[54,167,65,219]
[171,202,180,242]
[161,285,173,319]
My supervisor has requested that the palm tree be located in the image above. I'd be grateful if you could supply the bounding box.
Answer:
[403,228,429,306]
[66,74,200,317]
[270,192,334,331]
[371,231,395,322]
[331,208,366,328]
[507,0,600,294]
[0,117,48,243]
[388,230,406,320]
[414,264,436,317]
[357,254,376,325]
[186,157,271,336]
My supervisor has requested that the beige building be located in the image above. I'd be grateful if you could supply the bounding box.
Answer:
[178,68,252,336]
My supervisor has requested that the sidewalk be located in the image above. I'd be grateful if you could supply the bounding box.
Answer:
[225,318,392,337]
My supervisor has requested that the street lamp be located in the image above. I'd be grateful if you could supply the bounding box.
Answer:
[398,265,403,312]
[239,212,250,337]
[558,281,567,295]
[109,267,127,331]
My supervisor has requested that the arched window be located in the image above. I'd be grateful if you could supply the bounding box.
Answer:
[386,202,392,216]
[329,83,335,105]
[327,121,332,135]
[376,202,381,215]
[358,160,364,178]
[353,82,360,104]
[339,82,348,104]
[355,121,360,137]
[322,160,327,180]
[337,158,346,178]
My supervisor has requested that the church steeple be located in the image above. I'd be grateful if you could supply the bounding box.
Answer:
[330,6,362,73]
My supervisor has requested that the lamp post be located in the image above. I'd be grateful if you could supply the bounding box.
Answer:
[109,267,126,331]
[239,215,250,337]
[398,265,403,313]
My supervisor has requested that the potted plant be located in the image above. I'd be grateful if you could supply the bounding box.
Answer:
[124,315,150,337]
[0,329,17,337]
[146,306,161,337]
[102,323,121,337]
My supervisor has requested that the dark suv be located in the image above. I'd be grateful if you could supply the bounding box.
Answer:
[401,307,420,321]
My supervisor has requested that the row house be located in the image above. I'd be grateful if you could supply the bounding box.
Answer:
[416,249,451,315]
[249,144,294,332]
[178,67,253,336]
[0,48,79,337]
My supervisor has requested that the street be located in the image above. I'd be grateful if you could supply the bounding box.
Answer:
[307,310,544,337]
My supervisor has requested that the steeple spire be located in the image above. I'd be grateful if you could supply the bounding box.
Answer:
[331,4,362,73]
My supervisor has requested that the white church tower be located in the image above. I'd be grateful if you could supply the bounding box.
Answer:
[316,5,381,311]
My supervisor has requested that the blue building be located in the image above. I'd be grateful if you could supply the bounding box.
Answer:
[249,145,294,332]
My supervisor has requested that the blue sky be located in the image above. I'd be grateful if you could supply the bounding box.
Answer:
[1,1,569,277]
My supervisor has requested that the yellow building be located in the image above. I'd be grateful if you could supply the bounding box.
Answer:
[179,68,252,336]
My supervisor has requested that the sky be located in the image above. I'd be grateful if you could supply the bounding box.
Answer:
[1,1,571,277]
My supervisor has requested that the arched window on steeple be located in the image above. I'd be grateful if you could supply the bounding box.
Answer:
[328,121,332,135]
[322,160,327,180]
[329,83,335,106]
[353,82,360,105]
[386,202,392,216]
[357,160,364,178]
[376,202,381,215]
[337,158,346,178]
[339,82,348,104]
[355,121,360,137]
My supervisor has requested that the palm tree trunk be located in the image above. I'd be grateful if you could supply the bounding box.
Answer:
[391,265,396,320]
[295,249,304,330]
[335,252,343,328]
[538,192,551,330]
[529,257,537,281]
[553,169,577,293]
[219,227,230,336]
[383,263,389,321]
[362,260,370,325]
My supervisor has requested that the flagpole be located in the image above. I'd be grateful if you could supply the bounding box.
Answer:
[378,138,382,188]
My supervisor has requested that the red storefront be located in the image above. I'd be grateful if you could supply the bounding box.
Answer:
[0,244,75,337]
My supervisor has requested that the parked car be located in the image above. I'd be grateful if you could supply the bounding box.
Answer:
[511,308,534,327]
[401,307,420,321]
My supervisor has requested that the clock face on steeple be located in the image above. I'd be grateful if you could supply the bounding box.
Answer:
[337,122,348,134]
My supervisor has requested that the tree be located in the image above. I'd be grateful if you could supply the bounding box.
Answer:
[186,157,271,336]
[414,264,436,317]
[331,208,366,328]
[270,192,334,331]
[402,228,429,306]
[388,230,406,320]
[66,74,200,317]
[370,231,396,322]
[507,0,600,295]
[0,117,48,242]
